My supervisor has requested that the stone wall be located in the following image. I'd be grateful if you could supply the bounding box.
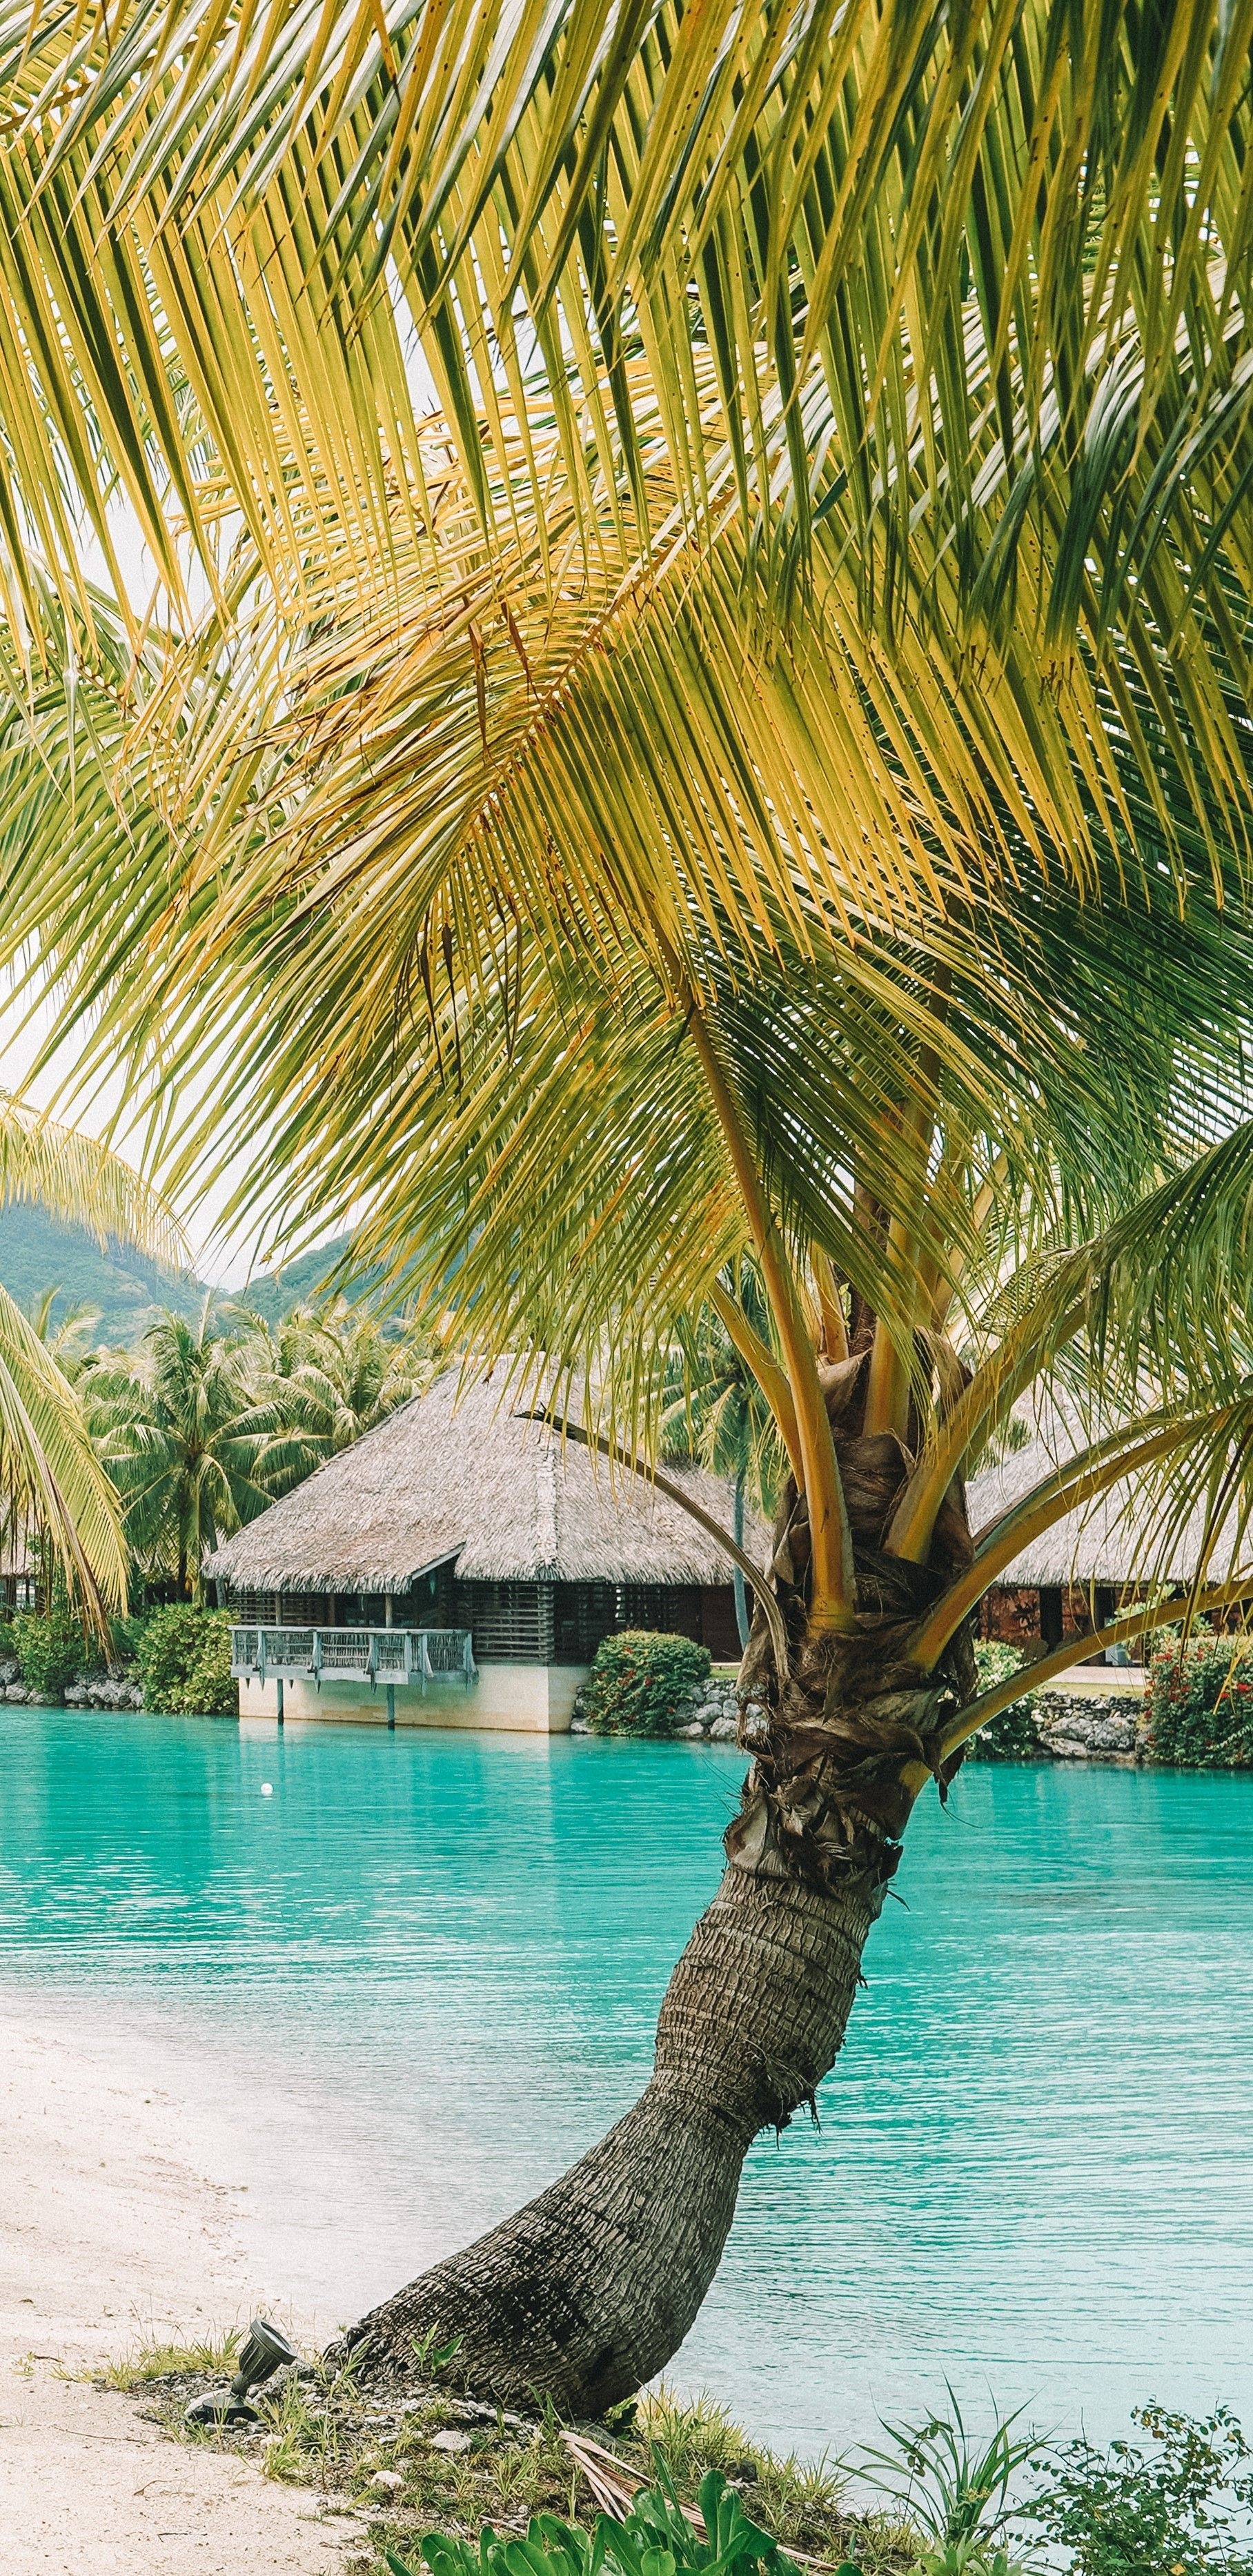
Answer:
[1033,1691,1145,1761]
[0,1655,144,1708]
[63,1674,145,1710]
[969,1688,1147,1764]
[669,1672,742,1741]
[571,1672,1153,1761]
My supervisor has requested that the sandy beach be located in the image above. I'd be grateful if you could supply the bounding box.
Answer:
[0,1999,366,2576]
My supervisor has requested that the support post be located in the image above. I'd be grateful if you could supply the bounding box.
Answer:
[385,1594,396,1726]
[386,1685,396,1730]
[276,1676,284,1728]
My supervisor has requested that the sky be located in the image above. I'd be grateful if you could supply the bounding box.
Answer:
[0,977,319,1290]
[1,503,337,1290]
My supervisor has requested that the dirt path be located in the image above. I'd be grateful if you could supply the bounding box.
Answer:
[0,2003,366,2575]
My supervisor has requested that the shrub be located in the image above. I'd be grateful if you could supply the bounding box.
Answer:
[109,1612,152,1665]
[1026,2403,1253,2575]
[408,2469,799,2576]
[965,1642,1040,1763]
[582,1630,711,1736]
[137,1605,236,1715]
[1145,1632,1253,1768]
[13,1601,101,1702]
[855,2392,1038,2568]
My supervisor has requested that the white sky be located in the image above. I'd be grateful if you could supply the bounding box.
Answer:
[0,983,295,1285]
[0,494,340,1289]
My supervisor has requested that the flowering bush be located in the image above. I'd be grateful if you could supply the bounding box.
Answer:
[582,1631,711,1736]
[1146,1631,1253,1768]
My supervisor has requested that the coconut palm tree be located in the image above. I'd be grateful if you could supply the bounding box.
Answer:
[91,1300,275,1597]
[1,0,1253,2413]
[248,1298,436,1489]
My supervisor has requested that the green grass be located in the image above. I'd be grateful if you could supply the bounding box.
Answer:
[94,2327,241,2388]
[99,2337,914,2576]
[633,2387,883,2559]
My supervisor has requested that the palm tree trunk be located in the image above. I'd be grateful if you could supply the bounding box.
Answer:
[335,1857,880,2411]
[733,1466,750,1649]
[334,1416,975,2413]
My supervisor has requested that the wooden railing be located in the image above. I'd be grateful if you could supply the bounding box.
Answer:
[230,1626,477,1692]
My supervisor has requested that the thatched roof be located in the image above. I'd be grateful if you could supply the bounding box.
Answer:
[204,1364,767,1594]
[966,1425,1237,1588]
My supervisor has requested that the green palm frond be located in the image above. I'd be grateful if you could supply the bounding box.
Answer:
[913,1383,1253,1669]
[0,1098,187,1269]
[0,0,1248,949]
[0,1,1252,1656]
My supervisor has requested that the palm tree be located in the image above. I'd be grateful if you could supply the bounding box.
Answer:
[248,1298,435,1488]
[661,1271,783,1649]
[92,1300,275,1597]
[26,1291,103,1384]
[1,0,1253,2412]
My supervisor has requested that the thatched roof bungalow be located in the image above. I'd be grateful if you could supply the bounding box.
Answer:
[207,1365,765,1730]
[967,1425,1245,1664]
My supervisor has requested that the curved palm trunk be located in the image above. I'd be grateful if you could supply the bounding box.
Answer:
[336,1418,974,2411]
[337,1862,878,2410]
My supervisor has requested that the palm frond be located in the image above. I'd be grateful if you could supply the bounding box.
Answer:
[0,1280,128,1610]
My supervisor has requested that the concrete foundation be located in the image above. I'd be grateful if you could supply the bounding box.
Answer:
[238,1663,585,1733]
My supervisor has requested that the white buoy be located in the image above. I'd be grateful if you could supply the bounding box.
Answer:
[260,1782,274,1796]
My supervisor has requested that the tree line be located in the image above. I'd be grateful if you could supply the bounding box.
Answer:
[17,1289,436,1607]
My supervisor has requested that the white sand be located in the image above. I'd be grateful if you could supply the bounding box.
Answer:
[0,2003,368,2575]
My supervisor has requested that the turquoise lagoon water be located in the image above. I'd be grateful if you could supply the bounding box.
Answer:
[1,1706,1251,2455]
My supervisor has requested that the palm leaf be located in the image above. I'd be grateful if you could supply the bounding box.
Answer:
[0,1280,128,1610]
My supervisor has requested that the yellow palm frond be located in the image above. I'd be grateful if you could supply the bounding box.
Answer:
[0,1280,128,1612]
[0,1098,188,1269]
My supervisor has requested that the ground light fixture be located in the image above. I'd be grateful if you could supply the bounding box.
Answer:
[184,2316,301,2424]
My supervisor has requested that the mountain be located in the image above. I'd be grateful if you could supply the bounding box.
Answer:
[235,1235,371,1326]
[0,1205,210,1346]
[0,1208,391,1349]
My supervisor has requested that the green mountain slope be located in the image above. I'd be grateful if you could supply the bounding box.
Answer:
[0,1207,392,1347]
[237,1235,366,1325]
[0,1205,209,1345]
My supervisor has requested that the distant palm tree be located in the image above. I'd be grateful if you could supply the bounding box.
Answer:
[250,1298,435,1487]
[661,1271,782,1649]
[26,1291,103,1383]
[91,1300,273,1598]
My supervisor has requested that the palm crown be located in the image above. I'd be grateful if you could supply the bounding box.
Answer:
[1,0,1252,2413]
[0,0,1252,1681]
